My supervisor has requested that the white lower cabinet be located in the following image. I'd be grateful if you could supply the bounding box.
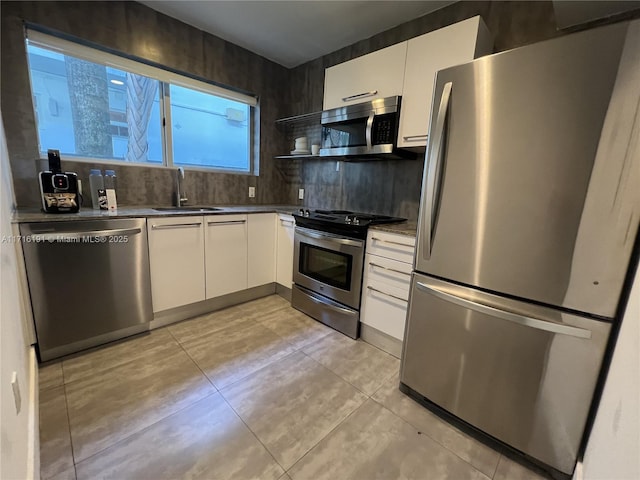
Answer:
[276,214,295,289]
[147,216,205,313]
[360,230,416,357]
[148,212,285,317]
[205,214,248,298]
[247,213,276,288]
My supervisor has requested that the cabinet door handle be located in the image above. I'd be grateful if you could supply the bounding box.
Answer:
[371,237,414,248]
[280,219,294,226]
[207,220,246,226]
[402,134,428,141]
[367,286,407,303]
[151,222,202,230]
[369,262,411,277]
[342,90,378,102]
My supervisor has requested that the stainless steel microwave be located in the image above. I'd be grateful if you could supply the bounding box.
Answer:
[320,96,406,158]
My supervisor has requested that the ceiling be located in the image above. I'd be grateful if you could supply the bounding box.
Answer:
[139,1,456,68]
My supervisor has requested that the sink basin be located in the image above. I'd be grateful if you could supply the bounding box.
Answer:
[153,207,222,212]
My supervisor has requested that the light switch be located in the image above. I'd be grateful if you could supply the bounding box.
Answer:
[298,189,304,200]
[248,186,256,198]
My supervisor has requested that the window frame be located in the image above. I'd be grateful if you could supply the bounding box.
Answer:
[25,29,259,175]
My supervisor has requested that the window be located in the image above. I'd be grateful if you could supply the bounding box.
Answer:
[25,30,258,173]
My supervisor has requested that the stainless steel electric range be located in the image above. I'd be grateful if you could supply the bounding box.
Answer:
[291,209,406,338]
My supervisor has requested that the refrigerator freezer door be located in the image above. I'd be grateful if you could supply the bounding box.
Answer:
[400,273,611,474]
[415,20,640,318]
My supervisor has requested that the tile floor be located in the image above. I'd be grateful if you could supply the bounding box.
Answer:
[39,295,550,480]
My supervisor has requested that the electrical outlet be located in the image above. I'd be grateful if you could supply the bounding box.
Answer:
[248,186,256,198]
[298,188,304,200]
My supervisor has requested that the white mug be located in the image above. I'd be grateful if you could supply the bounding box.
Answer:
[311,144,320,155]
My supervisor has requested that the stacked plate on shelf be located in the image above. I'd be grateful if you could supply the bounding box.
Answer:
[291,136,310,155]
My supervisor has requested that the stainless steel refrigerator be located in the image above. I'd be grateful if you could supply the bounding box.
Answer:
[400,19,640,476]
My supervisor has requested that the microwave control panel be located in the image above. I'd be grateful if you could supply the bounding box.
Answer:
[372,114,397,145]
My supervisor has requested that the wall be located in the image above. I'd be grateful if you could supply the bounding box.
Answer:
[0,1,297,208]
[0,114,38,479]
[579,259,639,480]
[286,0,640,220]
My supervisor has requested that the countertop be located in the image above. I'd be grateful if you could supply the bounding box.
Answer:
[369,222,417,237]
[13,206,417,237]
[12,205,300,223]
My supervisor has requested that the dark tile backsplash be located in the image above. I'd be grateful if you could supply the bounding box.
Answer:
[3,1,637,219]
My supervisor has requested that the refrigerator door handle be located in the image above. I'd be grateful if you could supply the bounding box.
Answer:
[423,81,452,260]
[415,281,592,339]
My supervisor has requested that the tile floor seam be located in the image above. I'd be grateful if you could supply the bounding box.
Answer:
[60,382,78,476]
[166,326,219,392]
[372,397,494,480]
[65,348,217,466]
[300,348,389,398]
[285,396,372,476]
[368,369,401,398]
[216,386,288,476]
[71,391,221,472]
[492,455,503,479]
[219,350,368,474]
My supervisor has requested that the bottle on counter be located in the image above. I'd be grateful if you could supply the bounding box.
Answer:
[104,170,117,191]
[89,169,104,210]
[104,169,118,211]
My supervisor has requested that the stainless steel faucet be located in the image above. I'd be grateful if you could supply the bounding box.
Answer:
[175,167,188,207]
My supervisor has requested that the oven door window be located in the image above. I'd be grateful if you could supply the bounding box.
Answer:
[299,242,353,291]
[321,117,367,149]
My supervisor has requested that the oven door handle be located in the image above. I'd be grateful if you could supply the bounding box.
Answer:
[296,227,364,248]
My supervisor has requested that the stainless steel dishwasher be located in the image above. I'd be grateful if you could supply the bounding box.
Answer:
[20,218,153,361]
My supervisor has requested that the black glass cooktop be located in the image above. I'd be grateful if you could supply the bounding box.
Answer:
[292,209,406,239]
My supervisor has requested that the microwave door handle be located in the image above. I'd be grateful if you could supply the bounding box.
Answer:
[423,81,452,261]
[365,112,375,150]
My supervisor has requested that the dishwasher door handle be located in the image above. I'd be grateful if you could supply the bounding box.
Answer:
[29,227,142,242]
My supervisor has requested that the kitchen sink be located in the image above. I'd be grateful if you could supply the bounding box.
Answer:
[153,207,222,212]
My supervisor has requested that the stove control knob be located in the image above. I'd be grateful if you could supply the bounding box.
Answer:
[304,209,311,217]
[298,208,305,215]
[345,215,351,223]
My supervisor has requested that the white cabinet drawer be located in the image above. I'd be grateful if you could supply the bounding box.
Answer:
[361,279,409,341]
[364,254,412,297]
[366,230,416,264]
[361,253,411,342]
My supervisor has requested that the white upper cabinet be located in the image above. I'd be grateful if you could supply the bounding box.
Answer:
[205,215,248,299]
[247,213,276,288]
[323,42,408,110]
[398,16,493,148]
[147,216,205,313]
